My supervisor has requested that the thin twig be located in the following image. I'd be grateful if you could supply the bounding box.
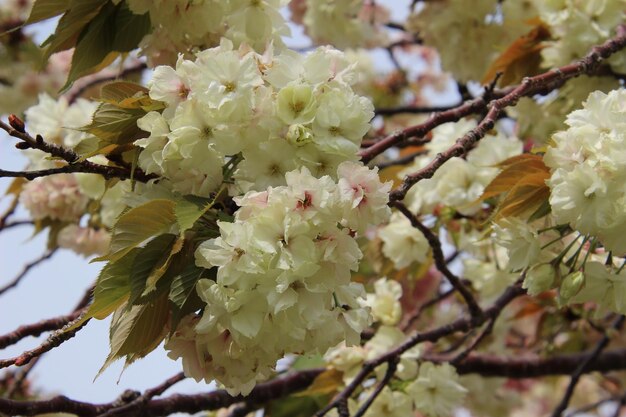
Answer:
[565,396,620,417]
[5,358,38,398]
[610,391,626,417]
[352,358,399,417]
[375,103,462,116]
[0,220,33,230]
[0,197,18,231]
[315,281,524,417]
[401,288,456,331]
[0,284,94,397]
[375,149,427,170]
[0,320,90,369]
[359,95,490,163]
[551,315,625,417]
[450,319,495,365]
[0,308,86,350]
[391,201,483,319]
[0,250,57,296]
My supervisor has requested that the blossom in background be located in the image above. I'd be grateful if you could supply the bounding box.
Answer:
[401,119,522,216]
[56,225,111,257]
[407,362,468,417]
[297,0,390,49]
[365,278,403,326]
[19,174,89,222]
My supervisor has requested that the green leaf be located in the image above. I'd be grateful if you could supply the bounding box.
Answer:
[80,103,146,144]
[67,248,138,331]
[46,221,70,250]
[143,236,184,294]
[25,0,70,24]
[100,81,149,103]
[99,293,169,375]
[41,0,108,60]
[169,264,207,330]
[129,234,177,306]
[174,196,212,233]
[97,199,177,263]
[61,1,118,91]
[58,1,151,90]
[110,3,151,51]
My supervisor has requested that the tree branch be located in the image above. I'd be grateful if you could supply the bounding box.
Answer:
[0,219,33,230]
[360,95,489,163]
[0,249,57,296]
[0,319,89,369]
[550,315,625,417]
[391,201,483,319]
[315,281,524,417]
[0,308,86,350]
[352,357,399,417]
[374,103,462,116]
[401,287,456,331]
[375,149,427,170]
[10,312,626,416]
[389,24,626,201]
[0,369,323,416]
[0,118,155,182]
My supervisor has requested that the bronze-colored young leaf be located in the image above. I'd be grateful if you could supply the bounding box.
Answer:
[479,153,551,220]
[482,23,551,87]
[100,81,149,104]
[295,368,343,397]
[80,102,147,144]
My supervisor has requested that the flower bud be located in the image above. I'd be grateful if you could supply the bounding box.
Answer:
[8,114,25,132]
[286,124,314,147]
[559,271,584,304]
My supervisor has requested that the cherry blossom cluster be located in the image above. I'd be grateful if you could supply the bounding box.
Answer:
[289,0,390,49]
[136,40,375,196]
[407,0,538,83]
[536,0,626,73]
[117,0,289,65]
[545,89,626,256]
[165,163,391,394]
